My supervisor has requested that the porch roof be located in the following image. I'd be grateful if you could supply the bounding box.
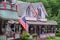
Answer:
[27,21,57,25]
[0,10,19,20]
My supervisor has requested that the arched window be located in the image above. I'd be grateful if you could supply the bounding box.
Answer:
[37,8,41,19]
[26,6,31,17]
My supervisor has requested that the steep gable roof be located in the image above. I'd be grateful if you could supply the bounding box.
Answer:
[28,3,37,17]
[18,2,30,17]
[31,2,48,16]
[17,2,48,17]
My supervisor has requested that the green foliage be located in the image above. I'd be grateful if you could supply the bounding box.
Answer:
[47,36,55,40]
[56,33,60,37]
[46,36,60,40]
[32,34,37,38]
[48,33,60,40]
[21,31,30,40]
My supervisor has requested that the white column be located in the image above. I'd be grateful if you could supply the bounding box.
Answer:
[39,26,41,34]
[34,25,36,33]
[53,25,56,33]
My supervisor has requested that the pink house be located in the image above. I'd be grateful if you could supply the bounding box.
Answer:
[0,0,57,40]
[18,2,57,38]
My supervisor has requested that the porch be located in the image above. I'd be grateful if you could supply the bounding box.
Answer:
[27,20,57,38]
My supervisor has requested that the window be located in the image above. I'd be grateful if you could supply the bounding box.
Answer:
[6,0,12,3]
[37,8,41,19]
[26,6,31,17]
[0,0,4,7]
[0,0,12,3]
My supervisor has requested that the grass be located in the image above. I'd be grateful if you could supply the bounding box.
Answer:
[47,33,60,40]
[47,37,60,40]
[55,37,60,40]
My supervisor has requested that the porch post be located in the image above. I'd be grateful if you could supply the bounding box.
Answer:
[34,25,36,34]
[53,25,56,33]
[47,25,51,33]
[4,0,6,9]
[0,20,3,35]
[51,26,54,33]
[47,25,48,33]
[45,25,47,33]
[27,24,29,33]
[39,25,41,34]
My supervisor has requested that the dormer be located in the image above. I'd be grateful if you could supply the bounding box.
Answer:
[26,2,48,21]
[18,2,48,21]
[32,2,48,21]
[36,2,48,21]
[25,4,37,21]
[18,2,37,21]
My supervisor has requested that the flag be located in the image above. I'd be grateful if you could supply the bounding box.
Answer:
[19,17,28,32]
[37,7,41,19]
[35,8,38,15]
[29,4,37,17]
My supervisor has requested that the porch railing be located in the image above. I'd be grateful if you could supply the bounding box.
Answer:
[0,2,18,12]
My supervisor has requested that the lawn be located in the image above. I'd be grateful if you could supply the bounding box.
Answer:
[47,37,60,40]
[47,33,60,40]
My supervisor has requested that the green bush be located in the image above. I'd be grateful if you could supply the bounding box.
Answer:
[46,36,55,40]
[32,34,37,38]
[56,33,60,37]
[21,31,30,40]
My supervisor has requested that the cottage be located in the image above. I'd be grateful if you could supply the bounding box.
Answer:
[18,2,57,38]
